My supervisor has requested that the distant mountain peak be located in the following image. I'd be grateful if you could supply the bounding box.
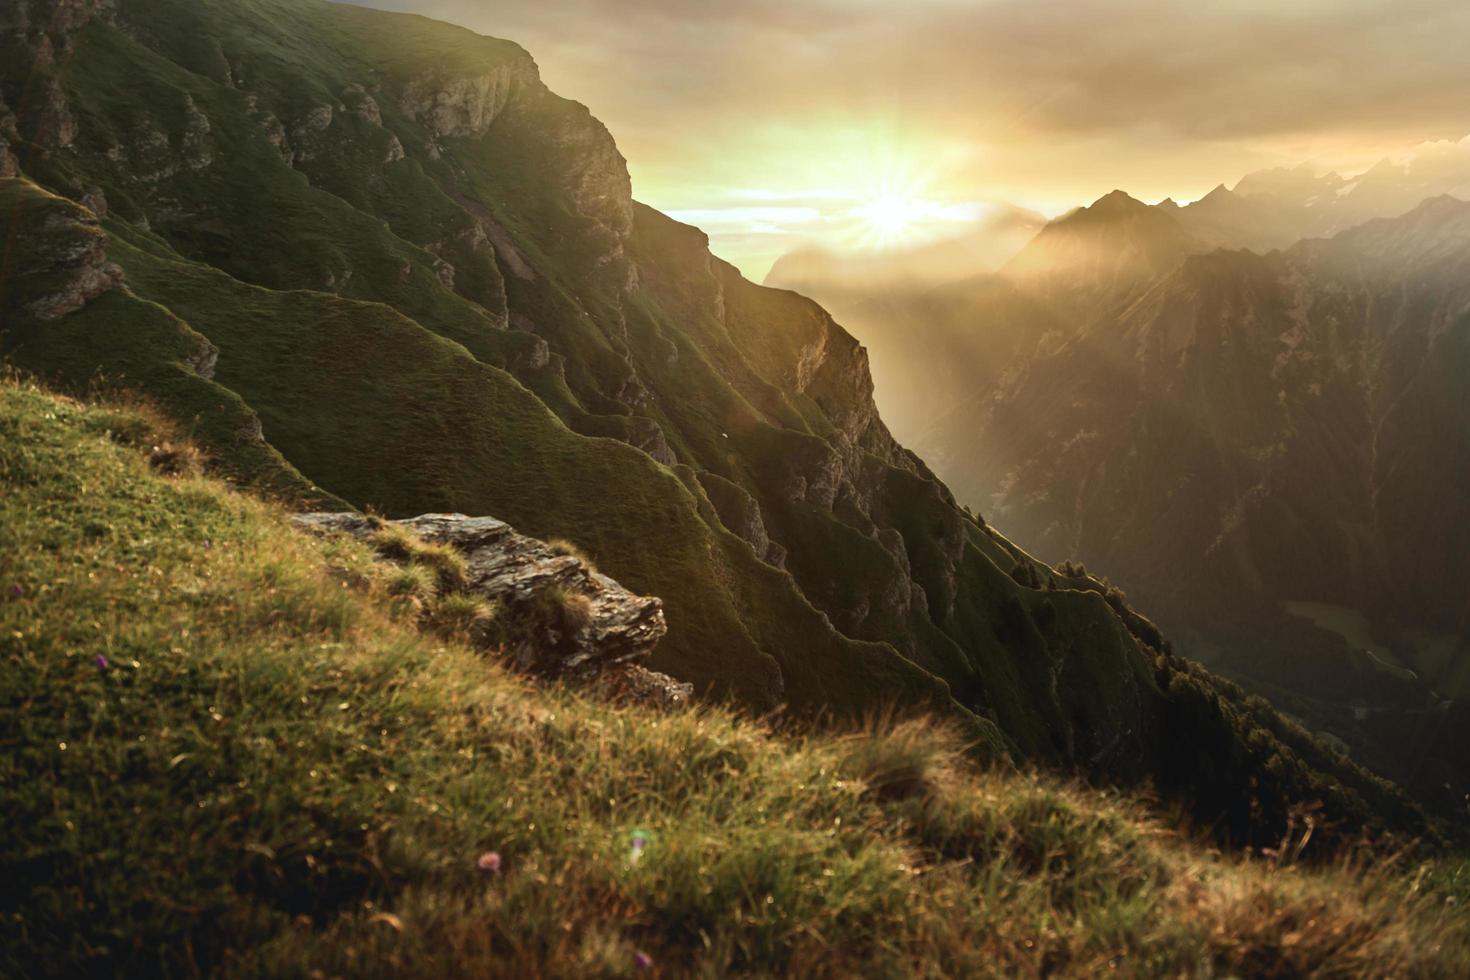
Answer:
[1087,189,1149,214]
[1000,186,1198,296]
[1412,192,1469,214]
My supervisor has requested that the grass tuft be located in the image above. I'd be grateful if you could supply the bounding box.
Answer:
[546,537,597,573]
[146,441,202,476]
[833,714,963,803]
[428,593,499,641]
[532,584,596,635]
[370,525,470,593]
[385,562,438,602]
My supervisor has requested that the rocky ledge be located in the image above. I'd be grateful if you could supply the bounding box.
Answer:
[292,511,692,709]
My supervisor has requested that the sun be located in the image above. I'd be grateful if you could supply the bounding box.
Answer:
[855,194,925,246]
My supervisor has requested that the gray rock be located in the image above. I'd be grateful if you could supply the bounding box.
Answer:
[291,511,671,690]
[588,662,693,710]
[189,339,219,380]
[7,195,125,321]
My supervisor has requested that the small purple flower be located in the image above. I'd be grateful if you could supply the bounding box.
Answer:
[95,654,110,671]
[633,950,653,971]
[476,850,502,874]
[628,829,650,865]
[7,584,22,598]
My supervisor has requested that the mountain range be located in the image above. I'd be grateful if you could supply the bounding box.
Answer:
[767,159,1470,815]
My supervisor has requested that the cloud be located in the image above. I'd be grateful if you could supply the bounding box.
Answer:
[352,0,1470,276]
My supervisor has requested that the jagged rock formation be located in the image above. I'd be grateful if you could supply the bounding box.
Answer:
[0,180,121,320]
[293,511,691,707]
[0,0,1431,843]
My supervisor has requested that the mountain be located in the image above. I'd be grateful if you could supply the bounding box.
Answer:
[1002,190,1203,323]
[922,197,1470,811]
[762,192,1193,446]
[0,0,1432,851]
[1169,183,1308,252]
[762,204,1047,439]
[759,149,1470,462]
[1174,145,1470,251]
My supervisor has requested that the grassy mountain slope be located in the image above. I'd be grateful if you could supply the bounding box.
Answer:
[2,377,1468,977]
[0,0,1440,845]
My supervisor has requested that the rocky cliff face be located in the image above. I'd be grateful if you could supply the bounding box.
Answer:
[0,0,1429,843]
[0,179,121,320]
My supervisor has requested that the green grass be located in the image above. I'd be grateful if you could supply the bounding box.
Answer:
[426,592,498,642]
[370,525,470,594]
[0,179,336,505]
[1,377,1467,977]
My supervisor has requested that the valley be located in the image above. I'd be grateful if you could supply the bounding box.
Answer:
[769,171,1470,819]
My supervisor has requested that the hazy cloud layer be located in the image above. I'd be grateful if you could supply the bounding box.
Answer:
[353,0,1470,276]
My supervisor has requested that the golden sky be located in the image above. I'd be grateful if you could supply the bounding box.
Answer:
[357,0,1470,279]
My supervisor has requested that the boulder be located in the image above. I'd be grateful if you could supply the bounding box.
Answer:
[292,512,686,707]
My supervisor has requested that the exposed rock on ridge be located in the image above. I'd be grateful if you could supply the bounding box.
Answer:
[292,511,690,708]
[0,180,122,321]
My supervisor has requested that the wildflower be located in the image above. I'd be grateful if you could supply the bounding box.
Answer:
[629,829,650,865]
[95,654,110,671]
[7,584,22,598]
[476,850,502,874]
[633,950,653,971]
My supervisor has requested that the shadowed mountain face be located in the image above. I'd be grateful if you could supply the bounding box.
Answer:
[794,184,1470,812]
[940,197,1470,624]
[0,0,1436,842]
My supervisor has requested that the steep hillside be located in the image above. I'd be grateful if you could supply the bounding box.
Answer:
[0,0,1433,842]
[5,378,1468,977]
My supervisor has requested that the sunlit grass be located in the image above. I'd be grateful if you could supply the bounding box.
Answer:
[1,376,1466,977]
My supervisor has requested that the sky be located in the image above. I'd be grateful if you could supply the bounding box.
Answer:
[350,0,1470,279]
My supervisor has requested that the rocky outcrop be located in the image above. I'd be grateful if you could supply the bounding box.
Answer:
[292,511,688,707]
[23,213,123,320]
[399,58,539,139]
[697,471,785,566]
[0,0,120,153]
[399,51,634,291]
[0,181,124,321]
